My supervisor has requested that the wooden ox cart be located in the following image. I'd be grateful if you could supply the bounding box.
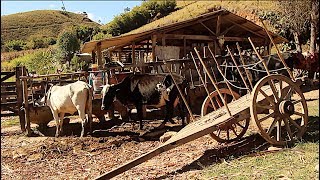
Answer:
[94,24,308,179]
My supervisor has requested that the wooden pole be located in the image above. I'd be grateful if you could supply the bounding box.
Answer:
[248,37,271,75]
[16,66,26,132]
[226,45,251,93]
[207,47,237,100]
[190,52,217,111]
[152,35,157,62]
[97,42,102,68]
[164,60,195,122]
[22,70,31,136]
[260,19,295,81]
[194,47,232,116]
[236,42,254,89]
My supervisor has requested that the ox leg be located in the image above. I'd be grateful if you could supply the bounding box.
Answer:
[136,103,143,130]
[78,110,87,138]
[178,102,186,126]
[164,102,175,124]
[52,111,60,137]
[59,112,65,136]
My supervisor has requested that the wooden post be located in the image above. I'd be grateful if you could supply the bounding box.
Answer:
[162,35,166,46]
[22,70,31,136]
[194,47,232,116]
[97,42,102,67]
[215,15,221,55]
[91,50,96,64]
[132,42,136,65]
[183,37,187,58]
[260,19,295,81]
[236,42,254,89]
[190,52,217,110]
[206,47,237,100]
[151,35,157,62]
[16,66,26,132]
[226,45,251,93]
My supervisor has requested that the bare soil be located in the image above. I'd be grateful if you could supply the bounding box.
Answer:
[1,89,319,180]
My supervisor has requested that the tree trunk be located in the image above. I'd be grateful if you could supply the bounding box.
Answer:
[293,31,302,53]
[310,0,319,54]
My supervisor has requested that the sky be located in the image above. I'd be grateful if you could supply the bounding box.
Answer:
[1,1,143,24]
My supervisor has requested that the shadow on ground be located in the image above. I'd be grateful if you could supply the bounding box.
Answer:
[155,116,319,179]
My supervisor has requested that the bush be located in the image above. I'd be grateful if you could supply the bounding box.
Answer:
[57,29,80,65]
[4,40,26,51]
[92,32,112,40]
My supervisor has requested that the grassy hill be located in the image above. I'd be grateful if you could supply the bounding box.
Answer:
[1,10,100,43]
[127,1,281,35]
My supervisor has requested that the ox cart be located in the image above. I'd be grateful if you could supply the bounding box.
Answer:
[94,24,308,179]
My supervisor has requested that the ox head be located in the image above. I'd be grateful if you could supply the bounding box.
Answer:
[101,84,117,110]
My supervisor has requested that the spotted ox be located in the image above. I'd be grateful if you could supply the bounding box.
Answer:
[101,73,187,130]
[41,81,93,137]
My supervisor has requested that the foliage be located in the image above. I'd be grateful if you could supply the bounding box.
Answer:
[56,30,80,64]
[92,32,112,40]
[75,25,101,43]
[102,0,177,36]
[70,54,87,71]
[1,48,59,74]
[3,40,26,51]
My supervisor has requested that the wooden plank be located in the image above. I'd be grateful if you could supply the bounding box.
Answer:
[1,72,15,82]
[1,91,17,96]
[1,82,16,86]
[1,113,16,117]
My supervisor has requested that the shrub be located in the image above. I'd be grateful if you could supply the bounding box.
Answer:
[4,40,26,51]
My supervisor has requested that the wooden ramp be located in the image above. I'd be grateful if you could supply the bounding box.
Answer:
[95,84,286,179]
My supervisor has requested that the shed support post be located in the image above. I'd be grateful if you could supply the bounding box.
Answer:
[97,42,102,67]
[22,69,31,136]
[183,37,187,58]
[16,66,25,132]
[92,50,96,64]
[152,35,157,62]
[132,42,136,65]
[215,15,221,55]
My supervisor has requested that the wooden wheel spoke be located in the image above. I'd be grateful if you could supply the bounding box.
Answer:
[216,97,223,108]
[284,87,293,100]
[230,126,238,137]
[288,117,302,130]
[267,117,279,135]
[259,89,275,105]
[283,117,293,140]
[259,112,274,122]
[292,99,302,105]
[278,80,283,99]
[293,111,304,117]
[276,119,282,141]
[223,93,227,102]
[268,80,280,102]
[226,130,230,140]
[216,129,221,137]
[236,122,245,129]
[256,103,274,110]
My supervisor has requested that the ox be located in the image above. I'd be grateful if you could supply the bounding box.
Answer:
[42,81,93,137]
[101,73,187,130]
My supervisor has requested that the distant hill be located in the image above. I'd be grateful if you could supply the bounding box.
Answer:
[1,10,100,43]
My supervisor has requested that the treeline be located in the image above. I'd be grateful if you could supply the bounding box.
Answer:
[101,0,177,36]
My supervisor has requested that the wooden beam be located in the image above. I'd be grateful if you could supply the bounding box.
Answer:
[221,24,236,35]
[200,22,216,36]
[183,37,186,57]
[97,42,102,67]
[152,34,157,62]
[161,35,166,46]
[222,36,265,43]
[132,42,136,65]
[223,18,265,39]
[158,34,216,41]
[216,15,221,35]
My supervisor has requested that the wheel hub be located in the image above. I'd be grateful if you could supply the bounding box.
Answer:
[279,100,294,116]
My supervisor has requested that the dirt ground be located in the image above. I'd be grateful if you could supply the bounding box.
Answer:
[1,89,319,180]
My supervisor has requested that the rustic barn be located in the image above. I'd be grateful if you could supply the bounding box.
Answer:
[81,9,287,68]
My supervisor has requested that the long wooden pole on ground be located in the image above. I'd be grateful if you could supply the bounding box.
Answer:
[236,42,254,89]
[163,60,195,122]
[207,47,237,100]
[226,45,251,93]
[194,47,232,116]
[190,52,217,111]
[260,19,295,81]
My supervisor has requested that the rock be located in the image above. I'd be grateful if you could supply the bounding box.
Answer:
[160,131,177,143]
[315,164,319,172]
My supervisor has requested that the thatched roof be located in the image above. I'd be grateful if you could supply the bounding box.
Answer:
[81,9,287,53]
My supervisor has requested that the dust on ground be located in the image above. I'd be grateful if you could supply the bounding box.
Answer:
[1,89,319,179]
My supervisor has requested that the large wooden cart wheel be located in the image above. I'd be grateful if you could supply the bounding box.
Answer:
[201,88,250,143]
[251,75,308,146]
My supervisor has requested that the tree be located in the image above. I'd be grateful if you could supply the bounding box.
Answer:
[56,30,80,67]
[279,0,315,52]
[310,0,319,53]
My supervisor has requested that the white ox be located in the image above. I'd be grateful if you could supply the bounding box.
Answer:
[42,81,93,137]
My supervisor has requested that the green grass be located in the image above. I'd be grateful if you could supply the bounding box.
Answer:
[200,142,319,180]
[1,10,100,43]
[1,117,20,128]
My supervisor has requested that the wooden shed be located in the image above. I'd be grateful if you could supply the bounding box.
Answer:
[81,9,287,68]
